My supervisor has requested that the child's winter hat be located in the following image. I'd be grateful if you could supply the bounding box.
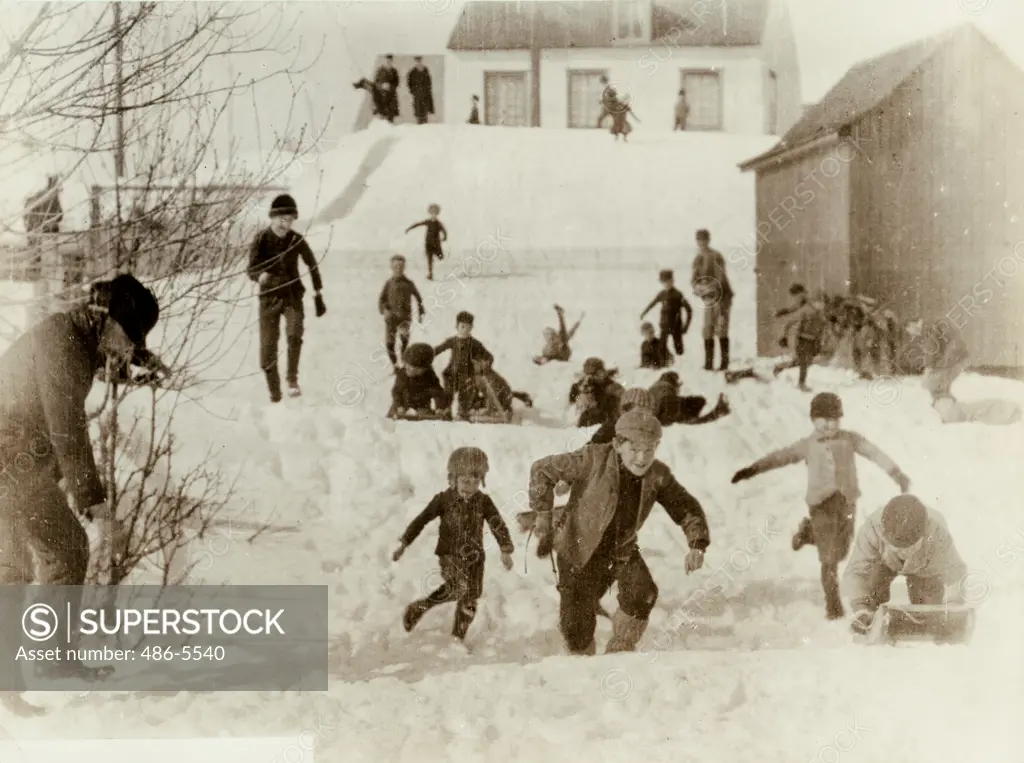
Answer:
[615,409,662,446]
[659,371,681,389]
[403,343,434,369]
[428,203,440,214]
[270,194,298,218]
[659,269,674,282]
[582,357,605,376]
[447,446,489,485]
[456,311,474,326]
[881,495,928,548]
[810,392,842,420]
[790,283,807,295]
[91,274,160,348]
[640,321,654,333]
[620,388,655,413]
[391,253,406,264]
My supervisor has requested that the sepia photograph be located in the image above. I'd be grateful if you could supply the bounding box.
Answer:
[0,0,1020,759]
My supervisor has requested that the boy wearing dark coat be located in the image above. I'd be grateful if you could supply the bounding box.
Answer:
[405,204,447,281]
[393,447,515,642]
[648,372,730,427]
[247,194,325,401]
[374,55,400,122]
[468,95,480,124]
[843,495,967,636]
[388,343,448,419]
[731,392,911,620]
[527,410,710,655]
[379,254,425,368]
[640,270,693,361]
[639,322,669,369]
[0,274,158,697]
[569,357,624,428]
[466,358,533,420]
[407,57,435,124]
[434,311,493,418]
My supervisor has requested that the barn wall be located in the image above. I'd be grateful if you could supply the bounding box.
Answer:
[751,141,851,356]
[849,28,1024,368]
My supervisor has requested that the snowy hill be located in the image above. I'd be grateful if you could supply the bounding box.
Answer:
[2,125,1022,762]
[296,124,776,270]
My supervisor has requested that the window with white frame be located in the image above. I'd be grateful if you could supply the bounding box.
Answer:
[613,0,649,43]
[681,69,723,130]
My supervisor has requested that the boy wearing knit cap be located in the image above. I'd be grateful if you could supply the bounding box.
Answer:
[731,392,911,620]
[388,343,448,419]
[842,495,967,636]
[528,409,710,656]
[247,194,325,403]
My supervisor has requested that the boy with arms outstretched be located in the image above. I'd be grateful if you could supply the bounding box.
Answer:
[533,305,584,365]
[405,204,447,281]
[394,447,515,642]
[731,392,911,621]
[640,269,692,362]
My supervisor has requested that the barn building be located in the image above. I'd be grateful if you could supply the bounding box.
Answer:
[739,23,1024,370]
[444,0,801,135]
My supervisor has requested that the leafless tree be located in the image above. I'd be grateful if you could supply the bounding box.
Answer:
[0,2,337,586]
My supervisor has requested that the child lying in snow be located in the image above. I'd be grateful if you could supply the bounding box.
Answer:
[387,343,448,420]
[465,358,533,421]
[533,305,583,365]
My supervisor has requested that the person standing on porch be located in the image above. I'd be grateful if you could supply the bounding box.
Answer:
[407,57,435,125]
[374,55,400,123]
[691,229,733,371]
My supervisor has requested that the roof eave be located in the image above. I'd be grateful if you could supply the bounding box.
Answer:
[738,131,843,173]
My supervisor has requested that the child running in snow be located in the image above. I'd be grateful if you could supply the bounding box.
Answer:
[393,447,515,642]
[434,311,493,419]
[388,343,449,420]
[379,255,425,368]
[773,283,826,391]
[842,494,967,637]
[533,305,584,365]
[405,204,447,281]
[640,269,693,363]
[730,392,911,621]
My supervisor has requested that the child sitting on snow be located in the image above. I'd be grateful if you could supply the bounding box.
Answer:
[466,358,533,421]
[533,305,584,365]
[393,447,515,643]
[639,321,671,369]
[730,392,911,622]
[387,343,448,420]
[842,494,967,637]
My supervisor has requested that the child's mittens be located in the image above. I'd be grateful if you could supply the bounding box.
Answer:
[500,551,514,571]
[314,293,327,317]
[515,510,537,534]
[731,467,755,484]
[392,543,407,562]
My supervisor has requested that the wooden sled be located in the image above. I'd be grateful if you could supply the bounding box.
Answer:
[463,374,518,424]
[392,409,448,422]
[857,603,977,646]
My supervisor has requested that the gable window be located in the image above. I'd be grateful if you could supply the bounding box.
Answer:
[613,0,650,43]
[680,69,723,130]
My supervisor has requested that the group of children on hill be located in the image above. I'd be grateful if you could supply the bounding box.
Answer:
[393,388,968,650]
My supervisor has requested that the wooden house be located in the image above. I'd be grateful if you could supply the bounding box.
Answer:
[739,23,1024,369]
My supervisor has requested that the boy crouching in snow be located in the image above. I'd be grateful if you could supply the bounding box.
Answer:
[388,343,449,419]
[393,447,515,642]
[843,495,967,636]
[467,358,533,421]
[527,410,710,655]
[731,392,911,621]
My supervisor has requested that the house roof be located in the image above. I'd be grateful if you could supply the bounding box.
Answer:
[739,25,966,171]
[446,0,770,51]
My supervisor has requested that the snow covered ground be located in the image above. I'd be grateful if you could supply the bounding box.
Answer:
[2,126,1023,762]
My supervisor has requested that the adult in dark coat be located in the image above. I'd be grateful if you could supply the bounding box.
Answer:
[407,56,435,125]
[0,273,159,709]
[374,55,400,123]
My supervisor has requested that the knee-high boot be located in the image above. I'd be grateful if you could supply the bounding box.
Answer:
[605,610,649,653]
[703,339,715,371]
